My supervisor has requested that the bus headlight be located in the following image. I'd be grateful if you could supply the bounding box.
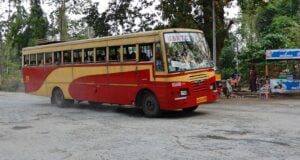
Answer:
[180,89,188,96]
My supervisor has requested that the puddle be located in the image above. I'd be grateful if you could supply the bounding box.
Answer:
[12,126,33,130]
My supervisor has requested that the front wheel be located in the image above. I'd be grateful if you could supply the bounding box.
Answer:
[142,92,161,117]
[182,106,198,113]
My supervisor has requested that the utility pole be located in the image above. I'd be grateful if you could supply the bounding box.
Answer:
[60,0,67,41]
[212,0,217,68]
[0,32,3,86]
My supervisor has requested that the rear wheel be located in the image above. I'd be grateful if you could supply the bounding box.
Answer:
[142,92,161,117]
[52,88,73,107]
[182,106,198,112]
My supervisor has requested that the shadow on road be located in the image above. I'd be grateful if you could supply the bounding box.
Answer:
[37,102,209,119]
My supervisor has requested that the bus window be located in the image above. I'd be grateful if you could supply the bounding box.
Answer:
[24,55,29,66]
[73,49,82,64]
[37,53,44,66]
[155,43,165,71]
[109,46,120,62]
[123,45,136,61]
[139,43,153,61]
[96,47,106,62]
[54,51,61,65]
[63,50,71,64]
[84,48,94,63]
[30,54,37,66]
[45,52,53,65]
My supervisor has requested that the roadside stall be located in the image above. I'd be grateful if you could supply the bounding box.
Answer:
[266,49,300,93]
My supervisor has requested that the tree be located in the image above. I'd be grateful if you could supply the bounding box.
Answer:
[158,0,234,64]
[27,0,48,45]
[85,0,157,36]
[47,0,92,40]
[84,2,110,37]
[237,0,300,80]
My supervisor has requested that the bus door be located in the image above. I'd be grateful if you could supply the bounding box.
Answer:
[107,46,123,103]
[137,43,154,85]
[95,47,109,102]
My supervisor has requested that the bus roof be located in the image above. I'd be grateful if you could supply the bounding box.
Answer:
[22,28,203,55]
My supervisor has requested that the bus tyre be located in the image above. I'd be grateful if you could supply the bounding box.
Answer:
[182,106,198,112]
[142,92,161,117]
[52,88,72,107]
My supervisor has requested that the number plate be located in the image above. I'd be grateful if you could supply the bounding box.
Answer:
[196,96,207,103]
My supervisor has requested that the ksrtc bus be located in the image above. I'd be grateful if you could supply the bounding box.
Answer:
[22,28,217,117]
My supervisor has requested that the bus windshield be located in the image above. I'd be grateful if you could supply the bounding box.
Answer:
[164,32,213,73]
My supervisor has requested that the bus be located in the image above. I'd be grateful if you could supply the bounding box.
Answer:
[22,28,217,117]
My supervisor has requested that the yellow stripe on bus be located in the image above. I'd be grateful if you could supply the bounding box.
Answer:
[31,65,214,99]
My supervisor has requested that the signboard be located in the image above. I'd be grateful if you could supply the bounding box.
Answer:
[164,33,191,43]
[266,49,300,60]
[270,79,300,93]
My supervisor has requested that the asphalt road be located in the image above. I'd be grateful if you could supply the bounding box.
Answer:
[0,92,299,160]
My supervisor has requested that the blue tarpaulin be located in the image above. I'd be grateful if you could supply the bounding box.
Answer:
[266,49,300,60]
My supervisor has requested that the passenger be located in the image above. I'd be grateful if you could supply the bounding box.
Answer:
[39,59,44,66]
[249,66,257,92]
[55,58,61,65]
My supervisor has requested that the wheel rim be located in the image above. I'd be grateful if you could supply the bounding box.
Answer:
[145,98,155,111]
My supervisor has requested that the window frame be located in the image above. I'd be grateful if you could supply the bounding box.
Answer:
[63,50,72,64]
[29,54,37,66]
[23,55,30,66]
[54,51,62,65]
[95,47,107,63]
[73,49,83,64]
[83,48,95,64]
[123,44,137,62]
[37,53,45,66]
[138,43,154,62]
[108,46,121,62]
[45,52,53,65]
[154,42,165,72]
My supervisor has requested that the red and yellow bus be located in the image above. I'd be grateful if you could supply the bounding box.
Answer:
[22,28,217,117]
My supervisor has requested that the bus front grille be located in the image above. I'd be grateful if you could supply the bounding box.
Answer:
[189,73,208,82]
[189,73,209,93]
[191,81,209,93]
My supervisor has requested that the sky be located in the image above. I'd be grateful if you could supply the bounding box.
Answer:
[0,0,240,31]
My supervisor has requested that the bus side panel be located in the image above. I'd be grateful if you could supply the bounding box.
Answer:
[22,66,50,95]
[45,67,73,99]
[70,66,106,101]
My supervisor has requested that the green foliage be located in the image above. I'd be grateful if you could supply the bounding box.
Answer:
[84,2,110,37]
[27,0,48,46]
[221,68,235,80]
[219,34,236,69]
[237,0,300,82]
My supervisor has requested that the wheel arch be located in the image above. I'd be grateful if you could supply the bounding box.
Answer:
[51,86,62,104]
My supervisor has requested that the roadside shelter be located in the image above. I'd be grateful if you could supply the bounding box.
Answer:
[266,49,300,93]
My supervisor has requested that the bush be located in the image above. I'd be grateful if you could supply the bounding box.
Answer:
[221,68,235,80]
[0,73,23,92]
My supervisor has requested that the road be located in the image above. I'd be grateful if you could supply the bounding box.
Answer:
[0,91,299,160]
